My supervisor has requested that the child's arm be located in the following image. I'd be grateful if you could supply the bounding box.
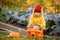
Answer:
[41,16,46,30]
[27,15,33,28]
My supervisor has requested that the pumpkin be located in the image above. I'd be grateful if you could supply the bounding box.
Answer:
[7,32,20,38]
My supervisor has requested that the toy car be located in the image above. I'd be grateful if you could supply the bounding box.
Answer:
[27,24,43,38]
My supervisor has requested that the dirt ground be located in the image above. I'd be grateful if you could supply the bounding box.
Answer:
[7,22,27,30]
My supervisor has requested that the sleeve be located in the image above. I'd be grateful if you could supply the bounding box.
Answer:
[27,15,33,28]
[41,16,46,30]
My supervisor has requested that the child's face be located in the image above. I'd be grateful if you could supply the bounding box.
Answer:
[34,13,40,16]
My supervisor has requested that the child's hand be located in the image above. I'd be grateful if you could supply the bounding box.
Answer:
[33,26,40,30]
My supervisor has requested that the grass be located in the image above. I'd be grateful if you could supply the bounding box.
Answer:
[0,36,55,40]
[0,32,60,40]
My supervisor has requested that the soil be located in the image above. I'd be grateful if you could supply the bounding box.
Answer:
[7,22,27,30]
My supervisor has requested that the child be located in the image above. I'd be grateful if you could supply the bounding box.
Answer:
[27,5,46,30]
[27,5,46,38]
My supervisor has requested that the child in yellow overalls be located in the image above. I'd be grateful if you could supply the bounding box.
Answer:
[27,5,46,38]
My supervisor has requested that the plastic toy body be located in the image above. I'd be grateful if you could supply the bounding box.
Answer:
[27,25,43,38]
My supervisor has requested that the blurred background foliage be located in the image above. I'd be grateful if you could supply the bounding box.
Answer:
[0,0,60,13]
[0,0,60,23]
